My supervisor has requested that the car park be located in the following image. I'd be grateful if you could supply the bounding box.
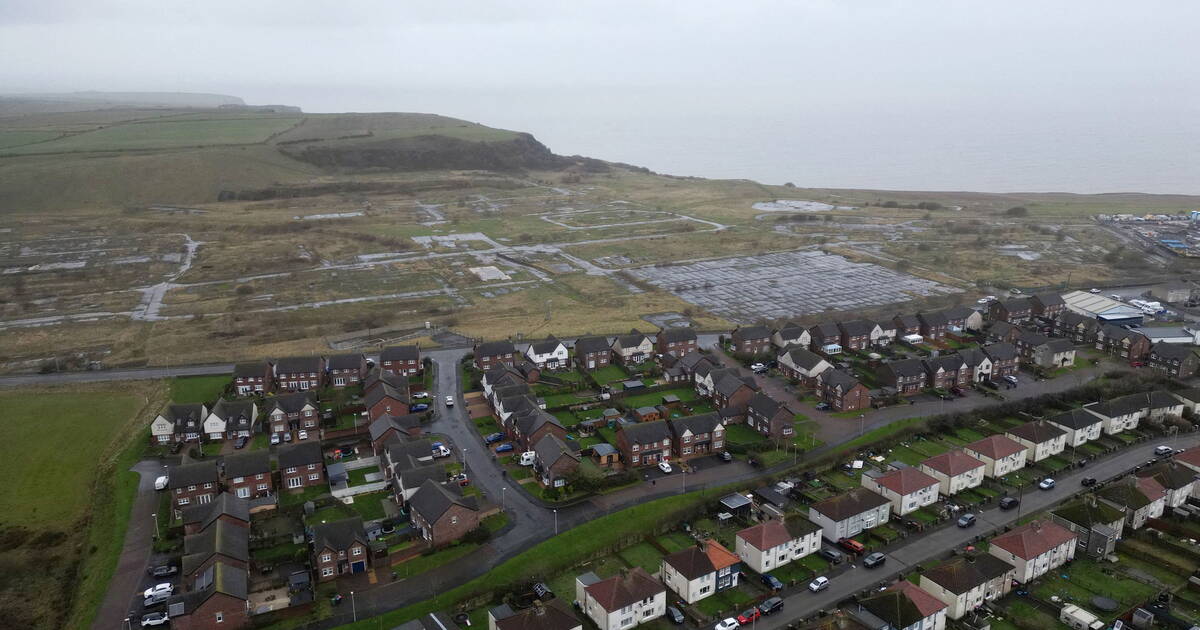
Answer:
[234,435,248,449]
[999,496,1019,510]
[154,475,169,491]
[297,430,309,440]
[956,513,977,528]
[737,608,761,624]
[666,606,685,625]
[658,461,673,474]
[141,612,170,627]
[838,538,866,554]
[148,565,178,578]
[1039,478,1055,490]
[484,432,505,444]
[1081,477,1097,487]
[863,552,886,568]
[760,574,783,590]
[1155,445,1175,456]
[758,597,784,615]
[808,576,830,592]
[715,618,739,630]
[445,395,455,407]
[411,403,430,412]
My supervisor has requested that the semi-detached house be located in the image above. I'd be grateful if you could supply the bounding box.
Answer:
[852,581,948,630]
[987,520,1077,583]
[577,567,666,630]
[1046,408,1104,447]
[734,515,821,574]
[808,487,891,542]
[919,451,985,496]
[617,420,674,468]
[1097,476,1167,529]
[962,435,1028,479]
[1005,421,1067,463]
[660,540,740,604]
[919,554,1015,620]
[771,322,811,350]
[204,398,257,441]
[1137,461,1198,507]
[861,467,940,516]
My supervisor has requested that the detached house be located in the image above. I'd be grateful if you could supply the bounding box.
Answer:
[919,451,985,496]
[745,393,796,439]
[919,555,1016,620]
[853,582,948,630]
[222,451,272,500]
[1148,342,1200,378]
[379,344,422,376]
[809,322,844,353]
[409,478,481,546]
[278,442,325,490]
[878,358,927,395]
[490,600,580,630]
[365,382,410,422]
[368,413,423,454]
[532,434,581,488]
[574,336,612,370]
[612,330,654,365]
[917,311,950,340]
[772,322,811,350]
[1005,421,1067,463]
[311,517,370,581]
[963,435,1028,479]
[861,467,940,516]
[1096,325,1151,361]
[668,413,726,461]
[777,347,832,386]
[657,327,698,356]
[326,353,366,387]
[893,314,922,338]
[264,391,318,436]
[232,362,272,395]
[275,356,325,391]
[819,370,870,412]
[989,297,1033,323]
[982,343,1019,378]
[1030,338,1076,369]
[988,520,1077,583]
[577,567,666,630]
[170,461,220,516]
[730,325,773,356]
[942,306,983,333]
[1097,476,1167,529]
[182,519,249,585]
[525,336,569,370]
[839,319,882,350]
[660,540,741,604]
[204,398,257,441]
[1047,408,1103,447]
[151,403,208,444]
[474,340,518,371]
[809,487,891,541]
[617,420,673,468]
[734,515,821,574]
[1081,394,1147,435]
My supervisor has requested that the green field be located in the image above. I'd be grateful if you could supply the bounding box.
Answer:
[0,129,61,149]
[170,374,231,404]
[3,116,300,154]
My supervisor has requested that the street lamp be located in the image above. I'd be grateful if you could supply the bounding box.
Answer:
[152,512,159,540]
[501,487,506,510]
[554,509,558,535]
[351,591,357,622]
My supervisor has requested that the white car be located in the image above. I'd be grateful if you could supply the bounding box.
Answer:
[143,582,173,599]
[808,576,830,592]
[977,298,990,304]
[270,433,281,445]
[715,618,740,630]
[445,395,455,407]
[750,362,766,372]
[297,430,309,440]
[658,461,673,474]
[1038,478,1056,490]
[141,612,170,627]
[412,391,430,399]
[1154,445,1174,456]
[1089,288,1101,293]
[984,295,997,301]
[1003,375,1019,385]
[154,475,169,491]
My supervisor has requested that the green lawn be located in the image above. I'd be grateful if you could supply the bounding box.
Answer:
[542,392,594,408]
[622,388,699,409]
[170,374,230,404]
[725,424,768,446]
[591,365,630,386]
[656,532,695,553]
[280,485,328,508]
[306,491,391,524]
[393,543,480,578]
[618,542,665,573]
[252,542,306,565]
[347,465,381,487]
[473,416,501,434]
[483,513,510,533]
[838,416,926,452]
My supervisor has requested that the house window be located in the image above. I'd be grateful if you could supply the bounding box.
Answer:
[322,553,332,562]
[322,567,334,577]
[178,497,190,506]
[216,612,224,623]
[308,473,320,481]
[287,477,302,488]
[257,483,268,491]
[352,547,362,556]
[236,487,250,498]
[256,474,264,480]
[233,476,245,484]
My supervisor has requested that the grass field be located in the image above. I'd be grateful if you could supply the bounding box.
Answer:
[169,374,231,404]
[3,116,300,154]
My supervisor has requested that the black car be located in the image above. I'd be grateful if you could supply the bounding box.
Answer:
[234,436,248,449]
[999,496,1020,510]
[818,547,844,564]
[758,597,784,615]
[760,574,783,590]
[666,606,685,625]
[863,552,886,568]
[147,564,178,578]
[1081,477,1097,487]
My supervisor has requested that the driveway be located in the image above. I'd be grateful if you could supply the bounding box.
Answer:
[91,460,170,630]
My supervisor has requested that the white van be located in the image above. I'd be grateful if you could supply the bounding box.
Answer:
[519,451,536,466]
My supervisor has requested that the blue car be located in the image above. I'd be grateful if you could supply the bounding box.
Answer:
[411,403,430,412]
[495,443,514,453]
[484,432,505,444]
[760,574,783,590]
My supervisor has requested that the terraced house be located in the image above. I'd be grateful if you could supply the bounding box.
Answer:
[274,356,325,391]
[1147,341,1200,378]
[151,402,207,444]
[1095,324,1151,361]
[1005,421,1067,463]
[1053,311,1101,344]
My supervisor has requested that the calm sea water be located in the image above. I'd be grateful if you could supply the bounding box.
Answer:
[306,86,1200,195]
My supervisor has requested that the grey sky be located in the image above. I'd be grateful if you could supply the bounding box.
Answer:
[2,1,1197,192]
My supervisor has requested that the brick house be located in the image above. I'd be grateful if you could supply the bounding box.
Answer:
[982,343,1019,378]
[820,370,871,411]
[838,319,880,350]
[617,420,674,467]
[1147,341,1200,378]
[987,321,1022,344]
[668,413,725,461]
[278,442,325,490]
[380,344,422,376]
[1096,325,1151,361]
[409,479,481,547]
[917,311,950,340]
[878,358,927,394]
[151,403,208,444]
[1053,311,1101,344]
[710,371,757,411]
[383,439,444,504]
[311,517,370,581]
[164,562,250,630]
[204,398,257,441]
[1013,330,1050,361]
[808,322,843,352]
[364,367,411,396]
[1031,293,1066,319]
[170,461,220,517]
[657,327,698,356]
[264,392,318,436]
[893,314,922,337]
[365,382,410,422]
[274,356,325,391]
[232,362,272,396]
[922,355,970,389]
[222,451,272,500]
[957,348,994,383]
[533,433,581,488]
[182,493,250,536]
[612,330,654,365]
[771,322,811,349]
[942,306,983,333]
[182,519,249,585]
[474,340,518,371]
[368,413,423,454]
[573,336,612,370]
[326,353,366,387]
[511,409,568,453]
[989,297,1033,323]
[730,325,773,355]
[778,346,833,385]
[745,393,796,439]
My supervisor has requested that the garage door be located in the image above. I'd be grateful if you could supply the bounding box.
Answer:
[351,561,366,574]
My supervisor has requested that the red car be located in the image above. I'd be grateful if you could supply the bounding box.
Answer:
[737,608,761,625]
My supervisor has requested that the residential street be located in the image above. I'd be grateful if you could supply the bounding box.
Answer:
[92,460,169,630]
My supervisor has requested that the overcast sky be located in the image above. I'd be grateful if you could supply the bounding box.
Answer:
[2,1,1197,192]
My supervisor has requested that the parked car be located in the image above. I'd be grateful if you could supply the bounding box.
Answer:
[808,576,830,592]
[715,618,739,630]
[720,451,733,463]
[270,433,281,446]
[758,597,784,615]
[411,403,430,412]
[143,591,170,609]
[412,391,430,399]
[1155,445,1175,456]
[169,441,184,454]
[297,430,309,440]
[737,608,761,625]
[445,395,455,407]
[815,402,832,411]
[1003,375,1019,385]
[863,552,886,568]
[154,475,169,491]
[450,473,470,486]
[838,538,866,555]
[818,547,844,564]
[283,431,293,442]
[956,513,977,528]
[1089,288,1101,294]
[495,443,514,453]
[147,565,178,578]
[234,435,248,449]
[143,583,173,599]
[750,362,767,373]
[658,461,673,474]
[666,606,685,625]
[760,574,783,590]
[484,432,505,444]
[141,611,170,627]
[1038,478,1056,490]
[999,496,1020,510]
[1081,477,1097,487]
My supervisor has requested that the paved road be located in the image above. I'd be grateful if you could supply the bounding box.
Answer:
[753,433,1200,630]
[0,364,233,388]
[92,460,170,630]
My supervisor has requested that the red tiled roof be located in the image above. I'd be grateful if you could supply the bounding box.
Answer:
[889,580,948,617]
[1137,476,1167,501]
[737,520,792,552]
[990,520,1076,560]
[964,435,1027,460]
[704,539,740,571]
[922,450,984,476]
[1175,445,1200,470]
[873,468,940,496]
